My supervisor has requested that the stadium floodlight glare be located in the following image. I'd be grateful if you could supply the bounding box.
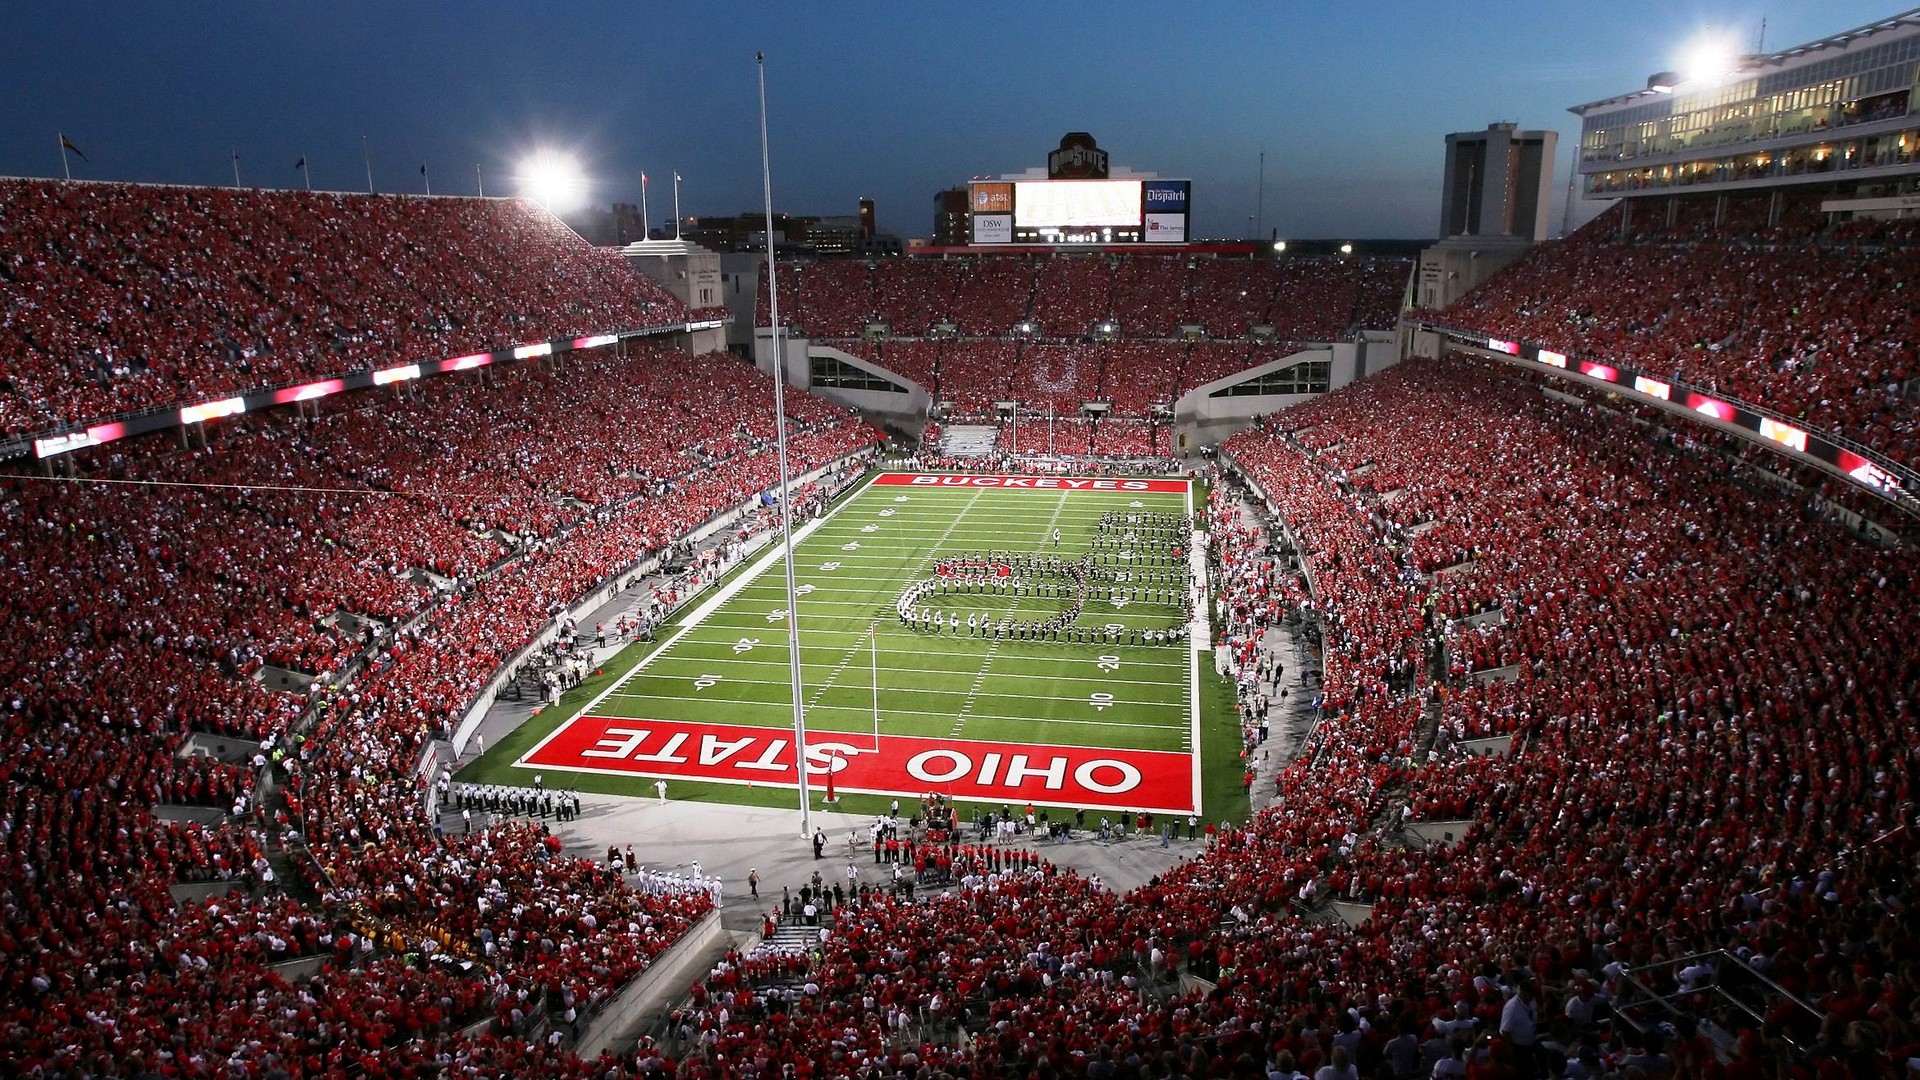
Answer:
[1339,242,1353,255]
[1677,32,1741,87]
[1273,240,1287,252]
[518,151,586,213]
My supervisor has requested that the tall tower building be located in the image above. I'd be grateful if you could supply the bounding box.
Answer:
[1440,123,1558,241]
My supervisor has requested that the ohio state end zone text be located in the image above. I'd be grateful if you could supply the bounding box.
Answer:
[519,716,1196,813]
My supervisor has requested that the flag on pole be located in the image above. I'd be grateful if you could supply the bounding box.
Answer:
[294,156,306,171]
[60,135,88,161]
[641,172,649,186]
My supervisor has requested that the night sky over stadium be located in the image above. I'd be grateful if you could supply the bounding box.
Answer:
[0,1,1900,239]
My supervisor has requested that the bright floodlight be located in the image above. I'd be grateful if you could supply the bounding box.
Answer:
[519,151,585,213]
[1273,240,1287,252]
[1339,242,1353,255]
[1678,32,1741,86]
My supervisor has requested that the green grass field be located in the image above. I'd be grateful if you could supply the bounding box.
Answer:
[462,472,1251,820]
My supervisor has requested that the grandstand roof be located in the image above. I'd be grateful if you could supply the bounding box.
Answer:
[1569,5,1920,115]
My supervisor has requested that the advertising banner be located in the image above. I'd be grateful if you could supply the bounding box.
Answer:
[1144,213,1187,243]
[1141,180,1190,214]
[872,472,1190,493]
[971,213,1013,244]
[969,182,1014,214]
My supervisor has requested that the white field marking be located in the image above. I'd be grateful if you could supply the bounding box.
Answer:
[802,627,872,714]
[950,638,1001,738]
[513,471,880,769]
[604,678,1181,711]
[806,522,1179,538]
[629,478,990,687]
[1187,478,1202,812]
[599,697,1185,737]
[668,626,1193,666]
[628,653,1185,686]
[648,646,1190,675]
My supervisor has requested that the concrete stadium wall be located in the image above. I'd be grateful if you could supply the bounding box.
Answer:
[575,909,729,1059]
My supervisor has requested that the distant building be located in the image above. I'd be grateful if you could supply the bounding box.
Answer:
[933,188,969,246]
[1440,123,1557,241]
[1420,123,1557,311]
[679,204,899,255]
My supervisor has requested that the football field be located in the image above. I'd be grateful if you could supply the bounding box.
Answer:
[508,472,1213,814]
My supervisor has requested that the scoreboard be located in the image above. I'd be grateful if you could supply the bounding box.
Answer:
[969,178,1191,245]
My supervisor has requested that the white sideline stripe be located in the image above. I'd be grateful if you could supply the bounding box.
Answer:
[515,472,878,770]
[1188,474,1205,815]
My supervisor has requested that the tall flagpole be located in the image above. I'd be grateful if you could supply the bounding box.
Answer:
[58,133,71,180]
[475,164,484,198]
[363,136,374,194]
[640,174,650,239]
[422,165,431,196]
[300,154,311,191]
[231,150,242,188]
[759,51,812,837]
[673,173,683,239]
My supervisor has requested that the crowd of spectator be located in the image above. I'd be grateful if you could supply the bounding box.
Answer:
[0,332,882,1075]
[16,171,1920,1077]
[1427,197,1920,468]
[834,338,1323,425]
[764,253,1407,344]
[0,179,689,437]
[650,352,1918,1078]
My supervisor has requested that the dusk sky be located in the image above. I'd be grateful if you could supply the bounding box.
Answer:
[0,2,1898,239]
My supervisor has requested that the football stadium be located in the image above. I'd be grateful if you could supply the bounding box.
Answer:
[4,5,1920,1078]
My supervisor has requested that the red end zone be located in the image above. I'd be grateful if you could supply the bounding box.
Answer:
[874,472,1189,494]
[520,715,1196,814]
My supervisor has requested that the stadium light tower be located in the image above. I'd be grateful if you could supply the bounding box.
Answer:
[758,51,814,838]
[518,150,586,213]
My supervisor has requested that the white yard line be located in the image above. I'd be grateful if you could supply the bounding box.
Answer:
[949,639,1002,738]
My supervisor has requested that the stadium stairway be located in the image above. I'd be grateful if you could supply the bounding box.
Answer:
[759,917,820,957]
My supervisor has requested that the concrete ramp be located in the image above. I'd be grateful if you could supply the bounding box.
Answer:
[178,732,262,764]
[1470,664,1520,685]
[1328,901,1375,928]
[940,425,1000,458]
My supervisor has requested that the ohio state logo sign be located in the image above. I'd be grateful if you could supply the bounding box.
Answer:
[1048,132,1110,180]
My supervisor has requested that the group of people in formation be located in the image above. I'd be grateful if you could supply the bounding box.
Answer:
[1086,509,1194,567]
[894,539,1196,646]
